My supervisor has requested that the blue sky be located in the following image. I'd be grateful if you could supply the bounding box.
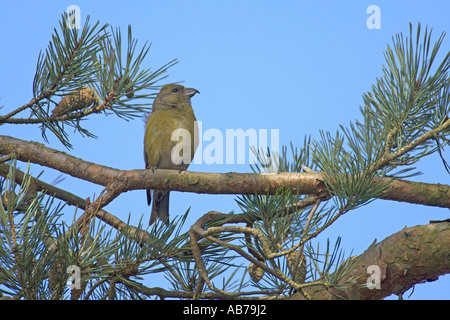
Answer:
[1,1,449,299]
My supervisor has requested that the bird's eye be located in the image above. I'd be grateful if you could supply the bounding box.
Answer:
[171,105,176,108]
[172,88,178,93]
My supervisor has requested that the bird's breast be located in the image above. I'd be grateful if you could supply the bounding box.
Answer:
[144,109,198,169]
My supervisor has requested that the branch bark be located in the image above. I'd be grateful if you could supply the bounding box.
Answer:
[1,135,449,209]
[288,221,450,300]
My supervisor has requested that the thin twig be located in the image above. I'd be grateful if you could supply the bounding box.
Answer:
[0,154,12,164]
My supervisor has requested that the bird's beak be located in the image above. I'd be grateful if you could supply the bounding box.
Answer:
[185,87,200,98]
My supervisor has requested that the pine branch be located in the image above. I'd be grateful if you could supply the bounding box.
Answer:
[0,15,177,149]
[0,162,149,245]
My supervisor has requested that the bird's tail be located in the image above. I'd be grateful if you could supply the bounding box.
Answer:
[149,190,170,226]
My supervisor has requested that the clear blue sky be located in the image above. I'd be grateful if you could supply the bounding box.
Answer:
[1,1,449,299]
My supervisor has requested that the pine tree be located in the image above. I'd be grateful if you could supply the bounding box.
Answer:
[0,15,449,300]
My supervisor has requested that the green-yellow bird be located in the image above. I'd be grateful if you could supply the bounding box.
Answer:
[144,84,199,226]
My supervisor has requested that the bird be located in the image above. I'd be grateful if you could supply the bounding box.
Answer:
[144,84,199,226]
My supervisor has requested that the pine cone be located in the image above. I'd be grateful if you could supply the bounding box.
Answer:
[248,262,264,282]
[119,258,139,277]
[51,87,97,116]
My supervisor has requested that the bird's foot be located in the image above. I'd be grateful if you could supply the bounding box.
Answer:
[149,166,157,173]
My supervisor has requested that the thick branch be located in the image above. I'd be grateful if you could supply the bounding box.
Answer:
[289,221,450,300]
[1,135,449,209]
